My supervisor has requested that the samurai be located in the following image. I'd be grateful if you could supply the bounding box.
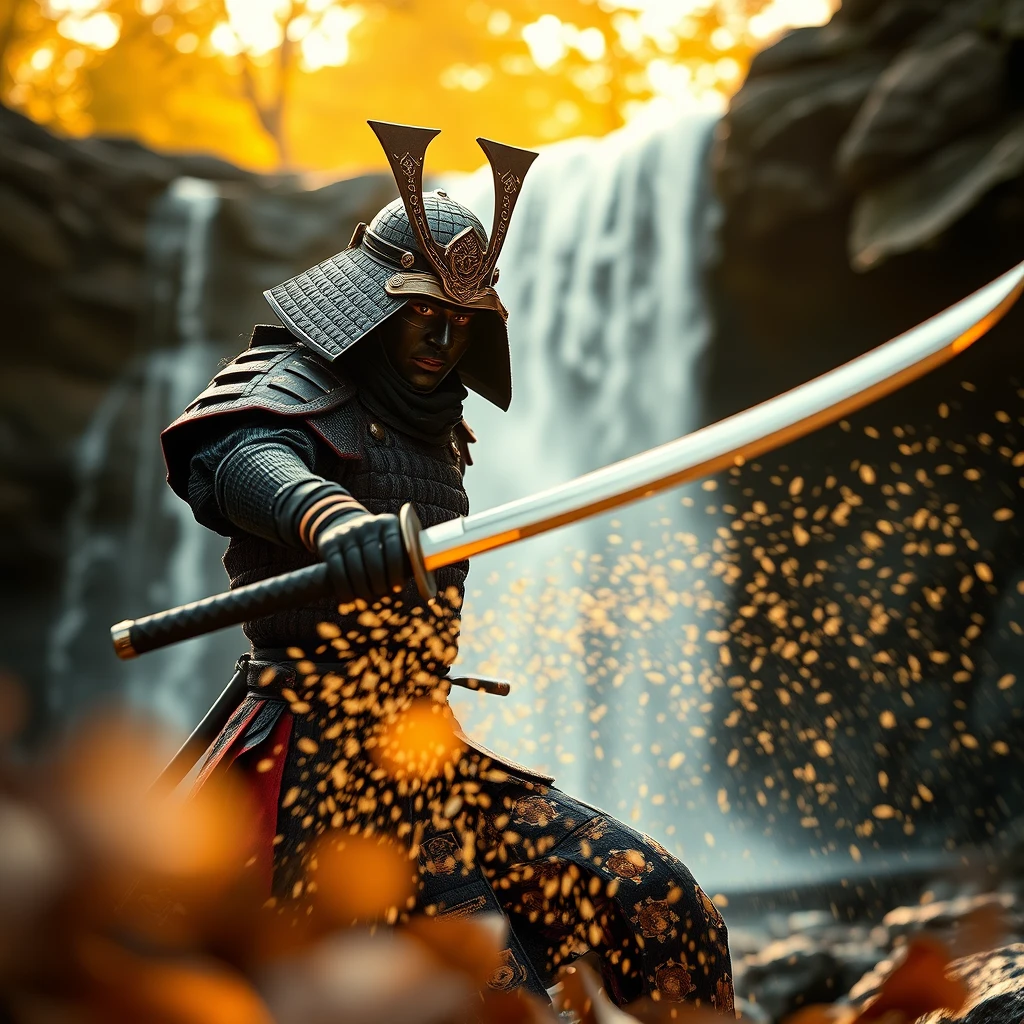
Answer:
[160,121,734,1012]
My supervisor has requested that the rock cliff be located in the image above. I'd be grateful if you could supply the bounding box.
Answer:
[706,0,1024,848]
[0,103,394,727]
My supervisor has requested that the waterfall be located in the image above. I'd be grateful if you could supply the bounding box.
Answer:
[46,377,135,696]
[440,114,761,883]
[445,113,717,501]
[126,178,244,725]
[48,116,777,887]
[46,177,244,729]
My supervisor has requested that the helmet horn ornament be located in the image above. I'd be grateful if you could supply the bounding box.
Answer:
[368,120,538,305]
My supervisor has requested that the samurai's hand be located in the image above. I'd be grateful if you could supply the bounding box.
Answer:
[314,512,409,603]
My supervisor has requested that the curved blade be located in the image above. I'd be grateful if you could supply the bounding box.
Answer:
[421,260,1024,570]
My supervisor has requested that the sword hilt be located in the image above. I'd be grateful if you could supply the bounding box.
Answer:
[112,504,435,659]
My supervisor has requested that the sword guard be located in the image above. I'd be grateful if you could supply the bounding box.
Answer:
[400,503,437,601]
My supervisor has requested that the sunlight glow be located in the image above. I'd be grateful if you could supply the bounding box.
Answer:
[44,0,104,11]
[488,9,512,36]
[223,0,287,57]
[601,0,839,119]
[214,0,363,71]
[12,0,845,170]
[440,63,494,92]
[522,15,568,70]
[43,0,121,51]
[748,0,836,38]
[300,5,364,72]
[522,16,607,71]
[57,12,121,50]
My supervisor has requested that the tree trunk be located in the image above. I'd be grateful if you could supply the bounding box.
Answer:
[0,0,25,97]
[239,12,296,170]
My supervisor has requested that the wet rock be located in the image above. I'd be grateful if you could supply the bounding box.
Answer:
[61,261,147,312]
[714,1,1024,262]
[834,0,888,25]
[850,116,1024,269]
[0,182,71,270]
[715,55,883,236]
[726,874,1024,1022]
[880,891,1021,951]
[937,943,1024,1023]
[838,32,1007,189]
[850,942,1024,1024]
[1007,0,1024,38]
[863,0,952,50]
[738,934,847,1019]
[746,23,869,79]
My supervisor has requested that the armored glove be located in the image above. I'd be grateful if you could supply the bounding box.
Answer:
[309,509,409,603]
[214,434,411,602]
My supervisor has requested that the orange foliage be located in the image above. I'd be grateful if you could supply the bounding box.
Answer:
[855,937,967,1024]
[372,696,466,781]
[783,936,969,1024]
[0,0,822,173]
[312,833,417,925]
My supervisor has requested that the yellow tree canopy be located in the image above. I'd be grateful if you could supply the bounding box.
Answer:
[0,0,835,173]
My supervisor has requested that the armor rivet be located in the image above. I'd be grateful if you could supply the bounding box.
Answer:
[492,268,500,284]
[389,274,405,288]
[369,422,386,440]
[401,251,415,268]
[436,190,448,198]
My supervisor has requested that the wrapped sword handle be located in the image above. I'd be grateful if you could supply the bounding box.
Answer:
[111,504,436,659]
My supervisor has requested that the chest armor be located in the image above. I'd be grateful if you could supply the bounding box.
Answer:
[311,396,471,600]
[164,328,471,651]
[220,397,469,652]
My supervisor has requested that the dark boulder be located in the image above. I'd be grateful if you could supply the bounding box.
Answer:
[707,0,1024,849]
[838,31,1007,189]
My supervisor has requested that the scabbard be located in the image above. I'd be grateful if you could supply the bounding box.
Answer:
[150,658,250,796]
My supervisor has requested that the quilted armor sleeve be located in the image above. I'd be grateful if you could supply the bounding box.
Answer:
[161,324,359,502]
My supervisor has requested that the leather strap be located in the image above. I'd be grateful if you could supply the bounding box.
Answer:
[299,494,366,550]
[360,226,434,274]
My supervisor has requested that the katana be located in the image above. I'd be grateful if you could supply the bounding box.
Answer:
[112,259,1024,661]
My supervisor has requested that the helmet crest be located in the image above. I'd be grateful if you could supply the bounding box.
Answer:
[368,120,538,305]
[263,121,531,411]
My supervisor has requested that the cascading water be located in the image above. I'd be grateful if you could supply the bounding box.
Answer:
[445,113,717,502]
[439,114,770,886]
[48,115,778,888]
[126,178,247,725]
[47,177,244,729]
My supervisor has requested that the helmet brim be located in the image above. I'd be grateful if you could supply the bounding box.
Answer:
[265,246,512,411]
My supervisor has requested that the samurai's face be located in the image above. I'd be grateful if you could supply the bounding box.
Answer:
[381,299,475,392]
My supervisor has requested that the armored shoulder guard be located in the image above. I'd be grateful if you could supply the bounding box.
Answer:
[162,324,358,496]
[180,325,353,419]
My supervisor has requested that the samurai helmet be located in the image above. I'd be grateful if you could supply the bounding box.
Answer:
[264,121,538,411]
